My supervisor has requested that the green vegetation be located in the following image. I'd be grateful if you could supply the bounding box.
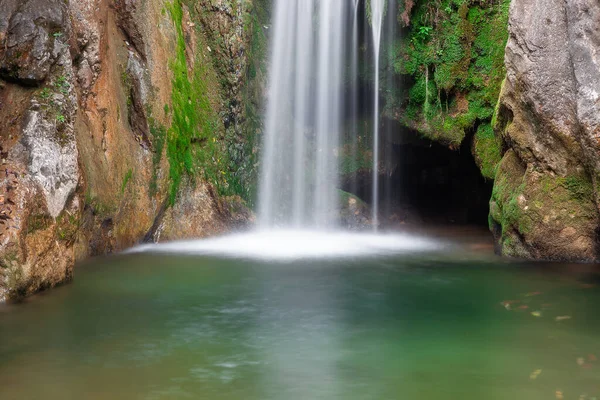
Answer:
[166,1,229,205]
[239,0,270,207]
[121,168,133,195]
[391,0,510,149]
[473,124,502,179]
[26,214,53,234]
[491,171,529,238]
[148,116,166,197]
[490,149,598,256]
[39,87,51,100]
[562,176,594,201]
[56,212,80,243]
[85,191,117,217]
[54,75,70,96]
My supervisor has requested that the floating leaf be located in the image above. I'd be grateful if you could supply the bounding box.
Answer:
[531,311,542,317]
[529,369,542,380]
[500,301,516,310]
[555,316,572,322]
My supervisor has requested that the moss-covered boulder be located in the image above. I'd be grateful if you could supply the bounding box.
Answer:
[489,151,599,261]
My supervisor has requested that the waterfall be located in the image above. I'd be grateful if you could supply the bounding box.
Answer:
[258,0,346,229]
[382,0,398,220]
[349,0,360,197]
[259,0,390,231]
[370,0,385,231]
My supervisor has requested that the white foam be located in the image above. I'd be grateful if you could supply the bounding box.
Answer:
[129,230,444,261]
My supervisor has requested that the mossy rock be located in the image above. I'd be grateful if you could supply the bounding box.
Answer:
[472,124,502,179]
[489,150,599,261]
[387,0,509,172]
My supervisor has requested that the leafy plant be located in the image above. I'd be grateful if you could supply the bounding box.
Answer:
[121,169,133,195]
[416,26,433,41]
[39,87,51,100]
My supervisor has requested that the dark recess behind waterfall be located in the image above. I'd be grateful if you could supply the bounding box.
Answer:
[254,0,493,228]
[338,0,493,227]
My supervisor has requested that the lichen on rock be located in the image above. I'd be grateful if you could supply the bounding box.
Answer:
[490,0,600,261]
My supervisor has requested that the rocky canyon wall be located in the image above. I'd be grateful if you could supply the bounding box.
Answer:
[490,0,600,261]
[380,0,600,261]
[0,0,256,301]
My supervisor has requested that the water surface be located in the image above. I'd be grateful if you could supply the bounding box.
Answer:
[1,239,599,399]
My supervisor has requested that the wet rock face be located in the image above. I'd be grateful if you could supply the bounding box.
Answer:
[0,0,257,301]
[491,0,600,261]
[0,0,70,85]
[113,0,147,60]
[0,0,81,301]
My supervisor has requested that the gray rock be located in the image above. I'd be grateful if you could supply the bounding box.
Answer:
[491,0,600,261]
[0,0,70,84]
[20,109,78,218]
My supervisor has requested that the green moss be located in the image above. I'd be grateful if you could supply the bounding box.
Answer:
[121,168,133,195]
[562,176,594,201]
[166,1,228,205]
[391,0,509,156]
[148,116,166,197]
[473,124,502,179]
[490,155,598,257]
[164,1,259,206]
[489,151,527,239]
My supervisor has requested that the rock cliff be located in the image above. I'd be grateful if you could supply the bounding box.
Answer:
[490,0,600,261]
[0,0,257,301]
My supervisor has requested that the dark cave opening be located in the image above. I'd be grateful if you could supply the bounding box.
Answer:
[341,121,493,228]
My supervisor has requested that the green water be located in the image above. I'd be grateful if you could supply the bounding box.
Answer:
[1,251,599,399]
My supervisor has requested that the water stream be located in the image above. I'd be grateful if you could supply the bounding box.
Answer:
[370,0,385,230]
[259,0,346,228]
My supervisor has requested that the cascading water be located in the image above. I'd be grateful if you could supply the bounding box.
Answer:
[258,0,390,232]
[348,0,360,197]
[135,0,440,259]
[370,0,385,230]
[258,0,346,229]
